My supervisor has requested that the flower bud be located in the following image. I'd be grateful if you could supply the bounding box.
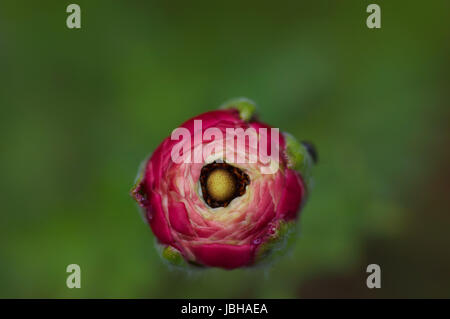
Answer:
[131,99,316,269]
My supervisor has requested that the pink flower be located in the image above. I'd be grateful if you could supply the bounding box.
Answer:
[131,99,316,269]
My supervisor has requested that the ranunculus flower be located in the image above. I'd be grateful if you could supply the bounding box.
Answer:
[131,98,316,269]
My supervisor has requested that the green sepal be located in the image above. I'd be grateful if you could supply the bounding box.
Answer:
[161,245,187,267]
[254,220,297,265]
[284,133,314,190]
[220,97,257,122]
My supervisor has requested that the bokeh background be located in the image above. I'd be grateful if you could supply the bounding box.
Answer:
[0,0,449,298]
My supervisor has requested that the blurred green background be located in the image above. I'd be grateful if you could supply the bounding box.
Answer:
[0,0,449,298]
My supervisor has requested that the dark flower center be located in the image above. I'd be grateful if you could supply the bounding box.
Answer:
[199,162,250,208]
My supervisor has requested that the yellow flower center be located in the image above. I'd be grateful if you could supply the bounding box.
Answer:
[199,162,250,208]
[206,169,236,202]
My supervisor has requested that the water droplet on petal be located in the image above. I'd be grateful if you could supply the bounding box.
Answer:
[253,237,262,245]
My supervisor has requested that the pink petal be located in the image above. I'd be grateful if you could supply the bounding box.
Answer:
[276,169,305,220]
[180,109,242,133]
[168,202,194,236]
[190,243,255,269]
[249,120,286,159]
[148,192,174,244]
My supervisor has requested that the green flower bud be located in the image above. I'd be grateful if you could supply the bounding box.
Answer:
[284,133,315,190]
[220,97,257,122]
[161,246,186,267]
[255,220,297,264]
